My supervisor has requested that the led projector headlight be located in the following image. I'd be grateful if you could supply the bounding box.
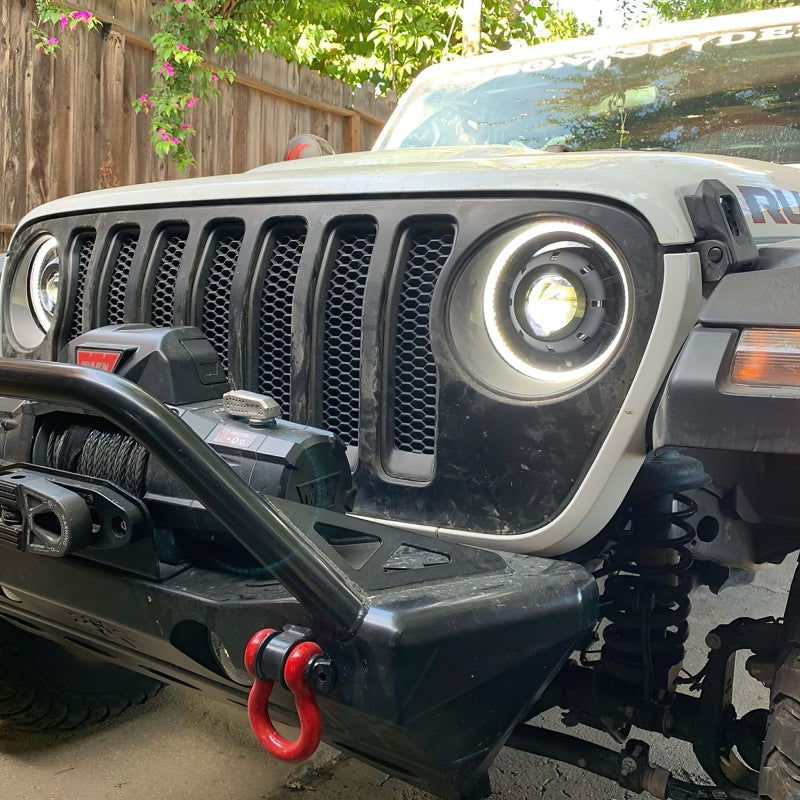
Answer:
[5,233,62,351]
[28,235,61,333]
[483,219,631,386]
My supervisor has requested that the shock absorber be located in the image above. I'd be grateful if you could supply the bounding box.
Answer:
[600,449,708,701]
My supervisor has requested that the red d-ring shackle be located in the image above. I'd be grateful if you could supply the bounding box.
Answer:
[244,628,324,763]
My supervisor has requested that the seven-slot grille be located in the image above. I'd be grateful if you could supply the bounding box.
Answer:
[61,209,456,474]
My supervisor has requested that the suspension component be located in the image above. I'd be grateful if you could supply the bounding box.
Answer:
[601,449,708,699]
[244,627,327,763]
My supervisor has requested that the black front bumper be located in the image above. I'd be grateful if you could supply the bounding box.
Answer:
[0,359,598,800]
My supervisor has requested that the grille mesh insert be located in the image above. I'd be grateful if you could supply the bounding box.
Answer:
[322,226,376,447]
[107,232,138,325]
[258,225,307,416]
[201,229,243,373]
[151,231,187,327]
[393,227,455,454]
[69,235,95,340]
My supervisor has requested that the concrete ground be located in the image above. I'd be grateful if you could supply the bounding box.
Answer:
[1,553,795,800]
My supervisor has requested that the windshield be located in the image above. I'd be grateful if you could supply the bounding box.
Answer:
[377,19,800,163]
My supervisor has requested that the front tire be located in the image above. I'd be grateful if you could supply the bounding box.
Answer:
[760,557,800,800]
[0,616,162,731]
[759,646,800,800]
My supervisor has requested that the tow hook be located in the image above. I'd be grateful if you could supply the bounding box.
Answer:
[244,626,334,762]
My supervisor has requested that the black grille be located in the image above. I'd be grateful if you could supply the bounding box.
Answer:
[258,224,306,415]
[53,206,460,478]
[321,226,376,447]
[201,228,243,373]
[394,227,455,455]
[107,232,139,325]
[69,235,95,340]
[151,231,187,327]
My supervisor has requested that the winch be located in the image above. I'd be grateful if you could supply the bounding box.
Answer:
[0,324,353,573]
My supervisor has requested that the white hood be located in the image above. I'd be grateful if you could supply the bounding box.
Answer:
[14,146,800,247]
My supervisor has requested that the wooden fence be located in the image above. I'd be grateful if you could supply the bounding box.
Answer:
[0,0,395,252]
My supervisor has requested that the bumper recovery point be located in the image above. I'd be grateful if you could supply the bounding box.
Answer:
[245,627,325,762]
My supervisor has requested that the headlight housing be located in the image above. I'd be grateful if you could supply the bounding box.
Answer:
[28,236,60,332]
[6,234,61,350]
[450,218,633,397]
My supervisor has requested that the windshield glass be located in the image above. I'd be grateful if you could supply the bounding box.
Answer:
[377,19,800,163]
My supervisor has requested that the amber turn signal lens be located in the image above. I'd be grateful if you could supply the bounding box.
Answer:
[731,328,800,387]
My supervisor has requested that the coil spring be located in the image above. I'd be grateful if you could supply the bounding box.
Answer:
[601,490,697,699]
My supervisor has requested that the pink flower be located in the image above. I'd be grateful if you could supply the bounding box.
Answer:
[210,73,219,82]
[71,10,93,23]
[180,124,192,130]
[59,14,69,28]
[158,129,172,141]
[176,43,189,51]
[138,93,148,103]
[185,95,198,108]
[209,20,216,29]
[36,36,59,52]
[171,137,180,145]
[158,61,175,78]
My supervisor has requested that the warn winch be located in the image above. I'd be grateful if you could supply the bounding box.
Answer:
[0,325,354,574]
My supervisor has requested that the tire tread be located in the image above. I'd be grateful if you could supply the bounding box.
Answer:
[760,647,800,800]
[0,620,162,732]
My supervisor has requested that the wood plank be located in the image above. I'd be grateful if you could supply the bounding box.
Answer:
[0,1,15,230]
[99,28,126,189]
[345,115,362,154]
[28,36,55,208]
[6,0,31,223]
[51,16,76,200]
[119,29,138,186]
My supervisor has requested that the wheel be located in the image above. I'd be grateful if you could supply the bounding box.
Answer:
[759,646,800,800]
[0,616,162,731]
[760,559,800,800]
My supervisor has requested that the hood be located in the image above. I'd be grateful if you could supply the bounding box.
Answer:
[14,146,800,247]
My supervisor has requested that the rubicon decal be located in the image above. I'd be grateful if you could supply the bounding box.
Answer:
[739,185,800,224]
[75,349,123,372]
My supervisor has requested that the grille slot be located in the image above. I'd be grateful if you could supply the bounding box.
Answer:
[151,230,187,327]
[106,232,139,325]
[69,235,95,340]
[257,224,307,416]
[321,225,376,447]
[201,226,244,374]
[393,226,455,455]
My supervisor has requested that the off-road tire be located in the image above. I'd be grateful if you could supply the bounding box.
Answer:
[759,649,800,799]
[0,616,162,731]
[760,555,800,800]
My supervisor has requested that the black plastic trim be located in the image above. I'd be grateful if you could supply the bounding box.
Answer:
[653,326,800,454]
[700,261,800,328]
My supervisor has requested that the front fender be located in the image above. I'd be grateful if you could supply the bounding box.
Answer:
[653,262,800,454]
